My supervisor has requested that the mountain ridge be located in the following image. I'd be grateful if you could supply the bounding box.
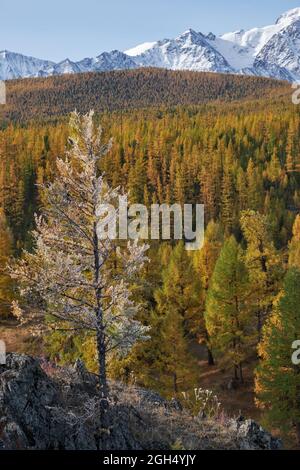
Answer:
[2,7,300,81]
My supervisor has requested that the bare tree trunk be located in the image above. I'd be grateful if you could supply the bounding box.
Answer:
[173,372,178,396]
[257,311,262,340]
[96,326,108,399]
[93,220,109,400]
[207,346,215,366]
[205,329,215,366]
[239,363,244,384]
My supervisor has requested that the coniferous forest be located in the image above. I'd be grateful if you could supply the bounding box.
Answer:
[1,68,300,449]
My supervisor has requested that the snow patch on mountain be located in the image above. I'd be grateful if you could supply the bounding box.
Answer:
[125,42,157,56]
[206,36,253,69]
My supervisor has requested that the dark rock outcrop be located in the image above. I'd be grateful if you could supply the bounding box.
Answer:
[230,416,282,450]
[0,354,283,450]
[0,354,142,450]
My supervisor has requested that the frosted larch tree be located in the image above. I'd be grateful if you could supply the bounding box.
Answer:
[9,111,150,399]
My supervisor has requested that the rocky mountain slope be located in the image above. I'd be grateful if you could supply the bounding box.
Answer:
[2,8,300,81]
[0,354,282,450]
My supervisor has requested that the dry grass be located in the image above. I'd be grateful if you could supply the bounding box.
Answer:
[108,382,244,450]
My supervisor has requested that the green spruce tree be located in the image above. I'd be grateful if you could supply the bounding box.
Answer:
[206,236,255,382]
[255,268,300,444]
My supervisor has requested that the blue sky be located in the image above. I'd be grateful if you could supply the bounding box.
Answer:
[1,0,300,61]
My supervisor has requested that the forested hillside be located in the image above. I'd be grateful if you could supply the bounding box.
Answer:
[0,68,290,123]
[1,70,300,445]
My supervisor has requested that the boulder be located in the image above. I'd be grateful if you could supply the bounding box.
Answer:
[230,417,282,450]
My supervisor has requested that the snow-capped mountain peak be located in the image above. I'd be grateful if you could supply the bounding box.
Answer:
[2,7,300,82]
[0,50,55,80]
[128,28,234,73]
[276,7,300,25]
[177,28,199,39]
[53,58,80,75]
[94,50,137,71]
[221,7,300,58]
